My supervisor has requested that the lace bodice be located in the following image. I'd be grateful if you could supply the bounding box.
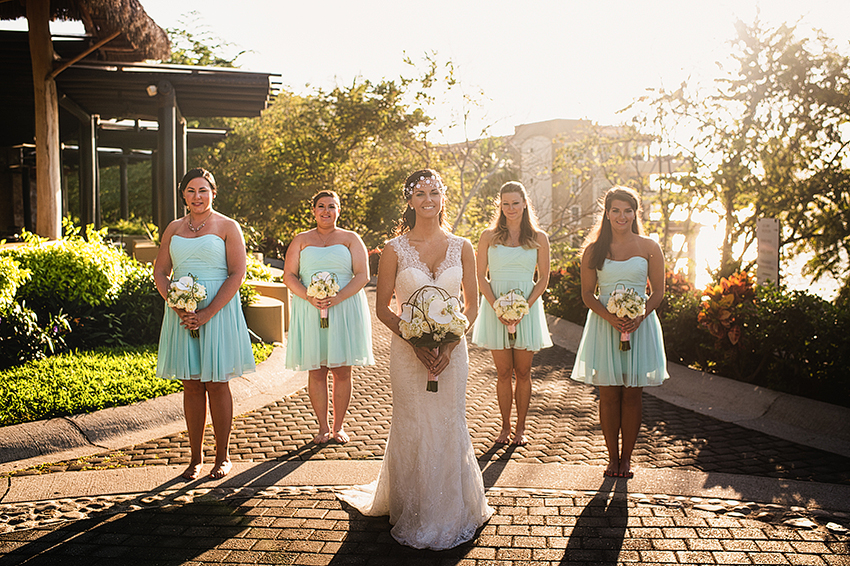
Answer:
[389,233,465,306]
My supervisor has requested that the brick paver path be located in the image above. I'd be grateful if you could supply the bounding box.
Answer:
[2,289,849,564]
[14,290,850,485]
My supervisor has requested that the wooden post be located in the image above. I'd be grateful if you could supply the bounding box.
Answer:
[26,0,62,239]
[120,149,130,220]
[155,80,177,231]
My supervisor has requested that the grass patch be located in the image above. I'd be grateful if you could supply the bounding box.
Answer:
[0,343,275,427]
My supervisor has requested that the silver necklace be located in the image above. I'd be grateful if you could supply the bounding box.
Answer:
[317,228,336,245]
[188,212,212,233]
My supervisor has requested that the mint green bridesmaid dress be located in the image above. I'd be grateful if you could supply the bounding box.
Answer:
[472,245,553,351]
[156,234,255,382]
[284,244,374,371]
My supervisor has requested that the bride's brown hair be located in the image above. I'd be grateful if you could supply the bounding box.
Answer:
[395,169,452,236]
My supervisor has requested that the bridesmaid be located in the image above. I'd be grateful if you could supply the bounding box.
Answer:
[472,181,552,446]
[154,167,255,480]
[283,190,374,444]
[570,186,668,478]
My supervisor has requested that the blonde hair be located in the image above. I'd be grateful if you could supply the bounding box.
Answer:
[488,181,541,249]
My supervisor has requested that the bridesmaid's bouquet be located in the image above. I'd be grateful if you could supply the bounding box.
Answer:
[493,289,530,342]
[606,284,646,351]
[307,271,339,328]
[167,274,207,338]
[399,285,469,392]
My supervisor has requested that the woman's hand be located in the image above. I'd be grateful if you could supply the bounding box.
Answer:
[497,314,523,327]
[616,314,645,334]
[175,307,212,331]
[413,342,458,376]
[309,296,333,310]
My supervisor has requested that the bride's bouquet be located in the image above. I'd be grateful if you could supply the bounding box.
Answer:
[398,285,469,392]
[606,284,646,351]
[167,274,207,338]
[493,289,529,342]
[307,271,339,328]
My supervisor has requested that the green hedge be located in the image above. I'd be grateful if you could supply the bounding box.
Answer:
[0,343,275,427]
[544,267,850,408]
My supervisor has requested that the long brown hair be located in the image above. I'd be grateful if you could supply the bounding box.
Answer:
[488,181,541,249]
[581,186,644,270]
[395,169,451,236]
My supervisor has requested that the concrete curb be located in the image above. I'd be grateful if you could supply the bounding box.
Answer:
[5,459,849,513]
[547,314,850,458]
[0,346,304,474]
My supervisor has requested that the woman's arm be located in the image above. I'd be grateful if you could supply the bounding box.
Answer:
[527,230,551,307]
[327,231,370,307]
[375,241,401,336]
[153,223,176,301]
[643,238,666,318]
[460,238,479,328]
[282,233,314,305]
[580,246,619,329]
[476,230,497,308]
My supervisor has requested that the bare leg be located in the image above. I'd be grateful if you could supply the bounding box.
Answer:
[206,382,234,479]
[181,380,207,480]
[330,366,352,443]
[511,349,535,446]
[491,349,515,444]
[308,368,332,443]
[618,387,643,477]
[598,386,623,476]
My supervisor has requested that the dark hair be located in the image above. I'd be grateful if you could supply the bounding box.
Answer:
[582,186,644,270]
[395,169,451,236]
[312,190,340,208]
[489,181,541,249]
[179,167,216,193]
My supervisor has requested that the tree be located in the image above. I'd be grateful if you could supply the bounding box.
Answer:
[194,80,429,252]
[635,19,850,290]
[400,53,518,240]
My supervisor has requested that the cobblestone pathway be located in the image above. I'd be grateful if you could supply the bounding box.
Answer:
[8,294,850,486]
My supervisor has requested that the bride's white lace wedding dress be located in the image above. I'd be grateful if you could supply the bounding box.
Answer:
[337,233,493,550]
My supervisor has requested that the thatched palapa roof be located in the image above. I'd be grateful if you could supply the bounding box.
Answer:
[0,0,170,61]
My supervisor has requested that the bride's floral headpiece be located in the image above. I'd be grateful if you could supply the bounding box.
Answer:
[404,172,446,200]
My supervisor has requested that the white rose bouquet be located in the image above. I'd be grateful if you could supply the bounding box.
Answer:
[398,285,469,392]
[167,273,207,338]
[606,284,646,351]
[493,288,530,342]
[306,271,340,328]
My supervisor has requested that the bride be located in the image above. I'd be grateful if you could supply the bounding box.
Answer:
[337,169,493,549]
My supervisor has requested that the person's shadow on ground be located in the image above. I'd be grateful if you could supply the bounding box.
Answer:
[561,476,628,565]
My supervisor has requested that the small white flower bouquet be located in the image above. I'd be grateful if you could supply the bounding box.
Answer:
[167,274,207,338]
[493,288,530,342]
[306,271,340,328]
[606,284,646,351]
[399,285,469,392]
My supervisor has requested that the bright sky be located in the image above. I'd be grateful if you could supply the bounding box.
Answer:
[7,0,849,138]
[137,0,850,140]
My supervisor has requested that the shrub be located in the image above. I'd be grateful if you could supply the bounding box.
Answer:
[0,302,70,370]
[5,222,139,316]
[368,247,382,277]
[543,259,586,324]
[750,285,850,404]
[0,254,30,312]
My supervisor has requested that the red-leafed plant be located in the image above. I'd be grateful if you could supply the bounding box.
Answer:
[697,271,756,346]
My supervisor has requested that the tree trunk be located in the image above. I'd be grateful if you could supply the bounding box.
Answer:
[27,0,62,240]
